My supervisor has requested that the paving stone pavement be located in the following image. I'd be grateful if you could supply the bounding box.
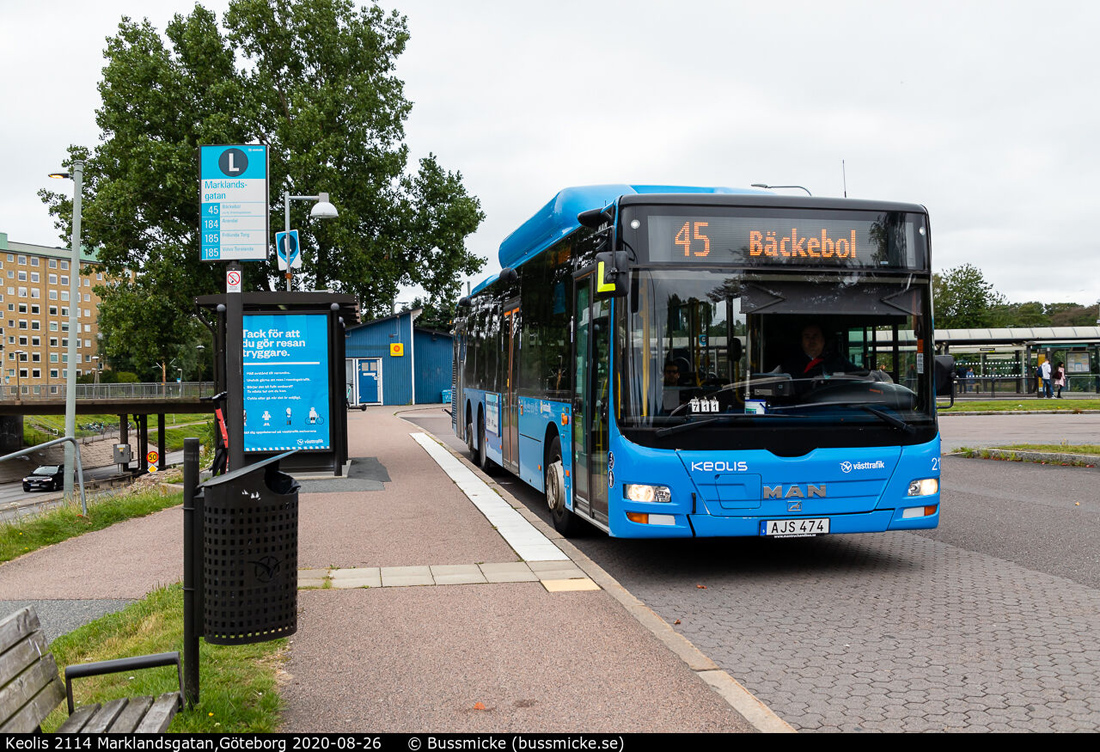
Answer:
[615,531,1100,732]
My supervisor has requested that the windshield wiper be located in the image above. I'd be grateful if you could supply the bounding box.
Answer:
[858,405,915,433]
[767,401,915,433]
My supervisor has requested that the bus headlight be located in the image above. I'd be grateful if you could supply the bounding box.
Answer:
[907,478,939,496]
[624,484,672,503]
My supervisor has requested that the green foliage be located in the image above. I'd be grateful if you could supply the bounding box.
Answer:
[41,0,484,372]
[932,263,1007,329]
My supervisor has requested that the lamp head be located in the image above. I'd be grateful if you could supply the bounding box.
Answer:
[310,192,338,219]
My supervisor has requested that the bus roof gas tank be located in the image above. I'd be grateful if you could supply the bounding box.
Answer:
[496,184,759,271]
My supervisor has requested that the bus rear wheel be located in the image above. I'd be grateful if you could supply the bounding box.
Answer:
[545,437,578,536]
[476,412,491,472]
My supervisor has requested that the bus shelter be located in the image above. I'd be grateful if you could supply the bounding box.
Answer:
[195,291,359,475]
[935,327,1100,395]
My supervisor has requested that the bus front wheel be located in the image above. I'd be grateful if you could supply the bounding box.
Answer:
[546,437,578,536]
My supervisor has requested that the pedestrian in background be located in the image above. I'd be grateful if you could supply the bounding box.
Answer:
[1054,362,1066,399]
[1040,359,1053,398]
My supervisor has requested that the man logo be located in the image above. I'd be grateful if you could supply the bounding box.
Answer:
[764,485,826,499]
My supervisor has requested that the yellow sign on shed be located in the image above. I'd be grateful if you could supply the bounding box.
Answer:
[390,342,404,357]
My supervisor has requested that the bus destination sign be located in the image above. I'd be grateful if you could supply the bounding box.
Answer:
[636,210,926,271]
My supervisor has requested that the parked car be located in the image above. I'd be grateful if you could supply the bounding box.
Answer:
[22,464,64,493]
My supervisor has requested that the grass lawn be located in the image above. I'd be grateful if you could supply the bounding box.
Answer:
[42,584,285,733]
[945,398,1100,412]
[0,486,184,564]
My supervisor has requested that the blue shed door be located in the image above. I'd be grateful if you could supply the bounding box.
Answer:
[358,358,382,404]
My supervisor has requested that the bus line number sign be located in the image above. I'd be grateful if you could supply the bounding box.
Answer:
[200,145,269,262]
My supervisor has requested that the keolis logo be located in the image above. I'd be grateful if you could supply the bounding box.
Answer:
[691,461,749,472]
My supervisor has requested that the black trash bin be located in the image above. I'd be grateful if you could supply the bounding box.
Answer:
[198,452,300,645]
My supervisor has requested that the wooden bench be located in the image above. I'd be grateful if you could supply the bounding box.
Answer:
[0,606,182,733]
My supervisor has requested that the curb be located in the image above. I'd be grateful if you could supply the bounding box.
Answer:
[948,448,1099,467]
[400,416,796,734]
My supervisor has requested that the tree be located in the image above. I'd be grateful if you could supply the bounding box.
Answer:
[41,0,484,374]
[932,264,1007,329]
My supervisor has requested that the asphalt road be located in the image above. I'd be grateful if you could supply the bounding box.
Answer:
[405,408,1100,732]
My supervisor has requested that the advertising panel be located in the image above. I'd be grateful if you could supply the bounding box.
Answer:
[242,313,331,452]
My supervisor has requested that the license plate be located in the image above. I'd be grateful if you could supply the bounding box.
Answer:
[760,517,830,537]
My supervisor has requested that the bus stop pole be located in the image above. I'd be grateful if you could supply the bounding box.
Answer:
[182,438,201,707]
[226,262,245,471]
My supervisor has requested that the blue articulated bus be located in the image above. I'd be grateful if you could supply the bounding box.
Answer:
[452,185,954,538]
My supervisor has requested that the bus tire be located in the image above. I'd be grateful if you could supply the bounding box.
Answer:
[466,413,477,461]
[545,437,578,536]
[476,411,491,473]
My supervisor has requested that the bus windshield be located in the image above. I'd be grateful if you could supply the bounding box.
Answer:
[619,268,936,449]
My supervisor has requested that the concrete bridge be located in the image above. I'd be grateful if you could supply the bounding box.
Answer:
[0,382,217,417]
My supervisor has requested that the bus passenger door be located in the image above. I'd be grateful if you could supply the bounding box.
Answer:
[502,300,520,473]
[573,277,610,526]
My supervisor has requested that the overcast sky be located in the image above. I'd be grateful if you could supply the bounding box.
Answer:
[2,0,1098,307]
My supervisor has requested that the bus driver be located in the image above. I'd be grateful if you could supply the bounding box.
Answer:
[781,323,857,378]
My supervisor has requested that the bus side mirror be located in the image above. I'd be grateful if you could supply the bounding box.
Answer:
[934,354,955,406]
[594,251,629,299]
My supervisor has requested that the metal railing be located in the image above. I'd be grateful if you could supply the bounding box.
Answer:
[0,382,217,402]
[954,374,1100,396]
[0,436,86,514]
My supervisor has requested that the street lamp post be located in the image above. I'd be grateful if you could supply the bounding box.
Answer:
[751,183,813,196]
[282,191,338,291]
[48,161,82,499]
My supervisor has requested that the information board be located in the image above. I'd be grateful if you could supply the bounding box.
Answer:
[200,145,269,261]
[242,313,331,452]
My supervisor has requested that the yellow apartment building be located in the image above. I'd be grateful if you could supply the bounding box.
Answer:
[0,231,107,396]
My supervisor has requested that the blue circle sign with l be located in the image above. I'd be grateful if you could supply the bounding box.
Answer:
[217,148,249,177]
